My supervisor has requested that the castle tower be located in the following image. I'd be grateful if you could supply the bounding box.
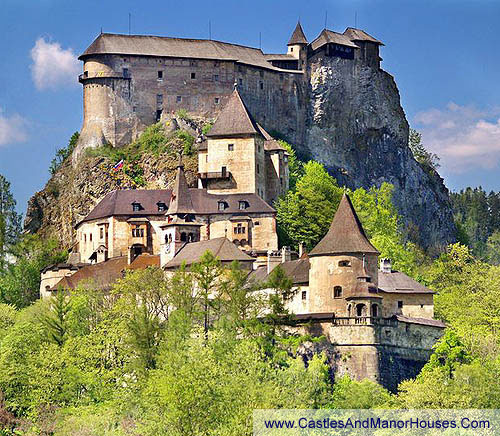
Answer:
[307,194,381,317]
[287,21,308,70]
[160,159,202,267]
[203,87,267,200]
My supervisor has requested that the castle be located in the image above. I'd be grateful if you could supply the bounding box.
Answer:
[74,22,383,158]
[39,23,445,391]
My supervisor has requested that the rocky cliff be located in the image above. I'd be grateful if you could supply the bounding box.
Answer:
[303,56,455,251]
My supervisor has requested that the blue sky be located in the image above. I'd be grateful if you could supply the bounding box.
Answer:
[1,0,500,215]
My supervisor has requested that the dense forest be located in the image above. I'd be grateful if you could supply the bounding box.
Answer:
[451,187,500,263]
[0,129,498,435]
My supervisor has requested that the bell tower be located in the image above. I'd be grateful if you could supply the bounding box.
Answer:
[160,157,202,268]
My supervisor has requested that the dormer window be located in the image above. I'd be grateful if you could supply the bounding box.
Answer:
[238,200,249,210]
[157,202,167,212]
[218,201,229,211]
[339,260,351,267]
[132,202,142,212]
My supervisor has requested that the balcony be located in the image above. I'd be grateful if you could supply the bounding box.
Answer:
[78,71,131,83]
[198,170,232,180]
[331,317,397,327]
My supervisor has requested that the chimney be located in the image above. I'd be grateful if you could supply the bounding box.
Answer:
[267,249,273,274]
[281,246,291,263]
[380,258,392,273]
[298,242,304,258]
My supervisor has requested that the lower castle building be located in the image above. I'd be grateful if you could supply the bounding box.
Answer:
[40,86,444,391]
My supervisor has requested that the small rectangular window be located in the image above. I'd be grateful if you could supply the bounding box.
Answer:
[156,109,162,121]
[239,78,243,86]
[123,68,129,78]
[213,74,219,81]
[254,221,260,226]
[191,72,196,79]
[257,164,260,174]
[157,70,163,79]
[176,96,182,103]
[259,81,264,90]
[398,301,404,309]
[90,234,92,242]
[228,143,234,151]
[100,227,104,239]
[214,97,220,104]
[156,94,163,104]
[301,291,307,300]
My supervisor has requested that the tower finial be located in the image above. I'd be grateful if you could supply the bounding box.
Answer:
[233,82,238,91]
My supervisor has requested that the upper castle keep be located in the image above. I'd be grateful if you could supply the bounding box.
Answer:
[75,22,383,157]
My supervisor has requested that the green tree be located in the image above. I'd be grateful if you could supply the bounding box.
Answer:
[277,140,304,190]
[276,160,342,250]
[190,251,223,340]
[486,230,500,265]
[0,235,66,308]
[408,128,440,170]
[330,376,392,409]
[0,174,22,265]
[49,132,79,175]
[42,291,70,346]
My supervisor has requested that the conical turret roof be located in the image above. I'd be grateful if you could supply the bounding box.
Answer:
[206,87,261,138]
[309,194,379,256]
[167,159,195,215]
[288,21,308,46]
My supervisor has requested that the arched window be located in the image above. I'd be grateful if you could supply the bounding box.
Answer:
[371,304,378,318]
[180,232,187,242]
[333,286,342,298]
[356,303,366,317]
[168,234,172,243]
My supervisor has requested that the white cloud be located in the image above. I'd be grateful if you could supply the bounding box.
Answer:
[0,109,28,146]
[414,102,500,173]
[30,37,80,90]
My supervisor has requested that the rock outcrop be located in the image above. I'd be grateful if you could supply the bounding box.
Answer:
[24,126,198,248]
[302,56,455,251]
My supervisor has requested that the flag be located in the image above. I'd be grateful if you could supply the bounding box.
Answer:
[112,159,124,171]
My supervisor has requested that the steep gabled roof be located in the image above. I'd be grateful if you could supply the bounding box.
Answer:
[344,27,384,46]
[310,29,359,51]
[206,87,262,138]
[167,162,195,215]
[309,194,379,256]
[164,237,254,268]
[79,33,301,72]
[288,22,308,45]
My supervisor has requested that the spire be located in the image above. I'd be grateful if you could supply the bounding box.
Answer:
[206,87,261,138]
[166,157,195,215]
[287,21,308,46]
[309,194,379,256]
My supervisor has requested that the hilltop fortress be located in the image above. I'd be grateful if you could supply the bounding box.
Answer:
[75,23,382,157]
[70,22,456,250]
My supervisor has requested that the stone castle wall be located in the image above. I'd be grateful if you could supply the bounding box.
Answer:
[296,318,444,392]
[76,54,306,160]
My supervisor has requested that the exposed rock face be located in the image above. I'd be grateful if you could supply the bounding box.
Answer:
[24,144,198,248]
[303,56,455,250]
